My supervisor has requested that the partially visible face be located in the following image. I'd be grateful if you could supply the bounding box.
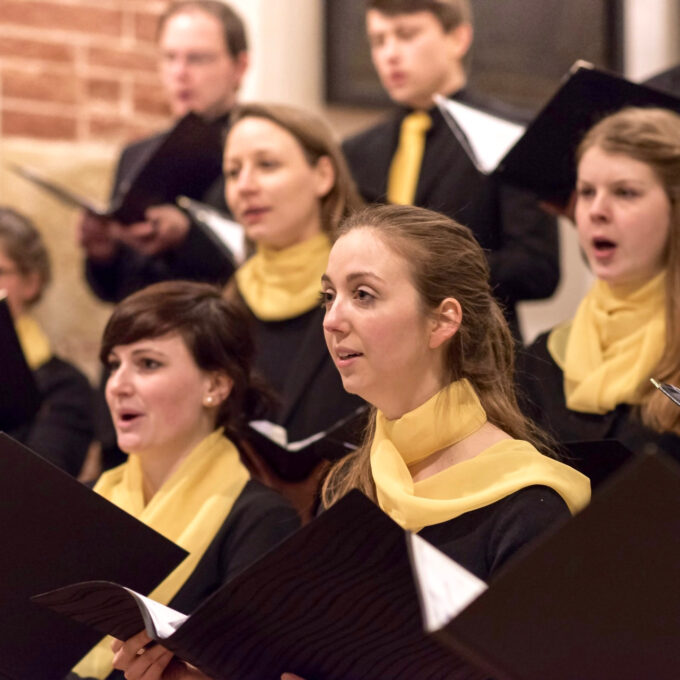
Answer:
[158,9,247,118]
[366,9,467,109]
[224,116,331,250]
[105,332,220,458]
[575,146,672,289]
[322,228,444,418]
[0,245,40,318]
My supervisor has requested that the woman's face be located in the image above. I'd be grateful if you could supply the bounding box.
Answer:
[224,116,334,250]
[105,332,228,458]
[0,245,40,318]
[322,228,447,419]
[575,146,672,289]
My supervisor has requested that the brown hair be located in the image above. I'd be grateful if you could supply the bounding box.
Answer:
[0,206,51,306]
[227,103,364,238]
[366,0,472,30]
[100,280,268,440]
[577,106,680,435]
[157,0,248,59]
[322,204,551,506]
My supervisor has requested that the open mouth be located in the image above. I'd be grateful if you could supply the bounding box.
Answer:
[118,411,142,424]
[593,237,616,251]
[338,351,363,360]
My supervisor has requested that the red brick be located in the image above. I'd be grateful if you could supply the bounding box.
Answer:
[87,113,158,142]
[86,77,121,102]
[132,81,170,116]
[0,1,123,38]
[3,109,77,139]
[3,69,78,105]
[134,10,164,43]
[0,36,74,62]
[87,45,158,73]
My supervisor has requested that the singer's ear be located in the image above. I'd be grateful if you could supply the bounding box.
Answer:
[428,297,462,349]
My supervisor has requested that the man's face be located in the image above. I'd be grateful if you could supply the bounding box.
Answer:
[158,9,247,118]
[366,9,468,109]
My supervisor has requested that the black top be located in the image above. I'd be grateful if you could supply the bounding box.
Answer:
[7,356,94,477]
[250,306,364,444]
[420,485,570,582]
[85,116,234,304]
[517,331,680,466]
[74,479,301,680]
[342,89,560,341]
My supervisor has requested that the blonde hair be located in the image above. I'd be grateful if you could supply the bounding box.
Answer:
[577,106,680,435]
[227,103,364,238]
[322,204,552,506]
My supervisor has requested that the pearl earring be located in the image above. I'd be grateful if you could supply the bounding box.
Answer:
[204,396,214,406]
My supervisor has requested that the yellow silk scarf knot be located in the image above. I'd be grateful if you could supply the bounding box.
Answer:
[370,380,590,532]
[72,429,250,679]
[14,314,51,369]
[548,272,666,414]
[235,232,331,321]
[387,110,432,205]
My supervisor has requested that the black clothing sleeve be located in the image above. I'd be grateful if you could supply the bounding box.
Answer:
[8,357,94,477]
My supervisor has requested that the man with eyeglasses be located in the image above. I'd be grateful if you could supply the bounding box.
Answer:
[78,0,248,304]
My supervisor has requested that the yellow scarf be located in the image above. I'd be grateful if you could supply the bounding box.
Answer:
[370,380,590,532]
[235,232,331,321]
[548,272,666,414]
[72,429,250,679]
[15,314,51,369]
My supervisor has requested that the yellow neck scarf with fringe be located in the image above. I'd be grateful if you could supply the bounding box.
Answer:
[15,314,51,369]
[235,232,331,321]
[548,272,666,414]
[370,380,590,532]
[72,428,250,679]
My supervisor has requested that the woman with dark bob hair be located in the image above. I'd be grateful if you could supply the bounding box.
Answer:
[113,205,590,680]
[71,280,299,680]
[0,206,93,476]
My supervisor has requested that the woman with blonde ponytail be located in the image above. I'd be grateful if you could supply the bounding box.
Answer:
[519,107,680,466]
[319,204,589,577]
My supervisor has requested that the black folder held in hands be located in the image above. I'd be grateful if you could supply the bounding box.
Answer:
[0,295,41,431]
[8,112,224,225]
[35,453,680,680]
[436,60,680,211]
[245,404,369,481]
[0,433,187,680]
[34,491,488,680]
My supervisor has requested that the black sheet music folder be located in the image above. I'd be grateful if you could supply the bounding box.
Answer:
[9,111,224,225]
[0,294,41,431]
[0,432,187,680]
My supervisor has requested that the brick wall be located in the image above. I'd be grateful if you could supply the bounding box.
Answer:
[0,0,173,144]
